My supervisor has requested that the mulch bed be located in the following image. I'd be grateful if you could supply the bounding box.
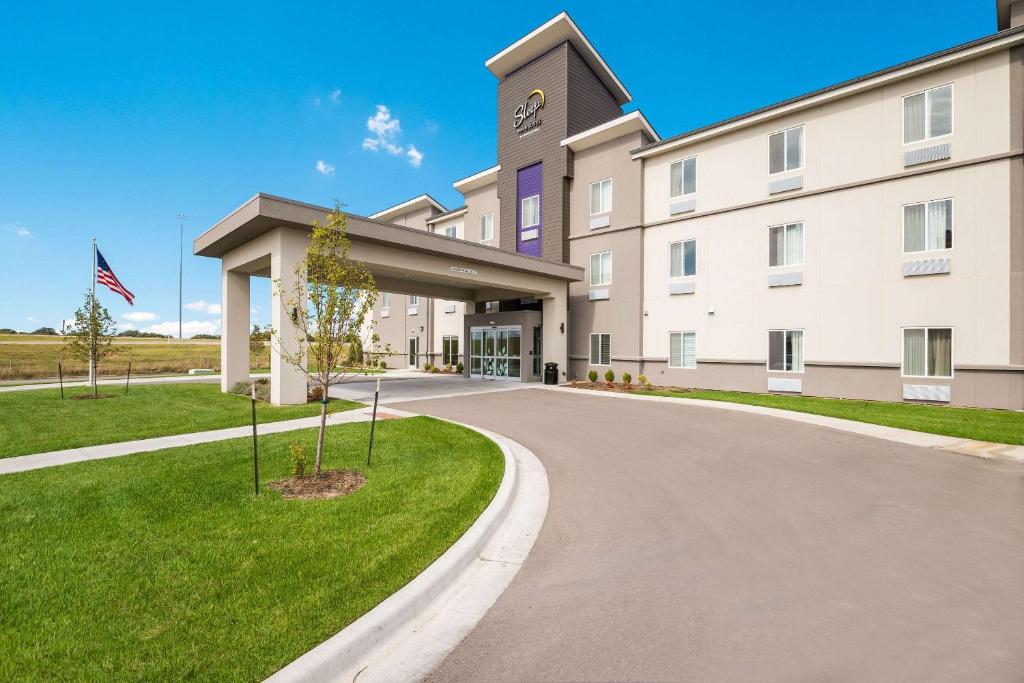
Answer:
[70,393,116,400]
[268,469,366,500]
[569,381,698,394]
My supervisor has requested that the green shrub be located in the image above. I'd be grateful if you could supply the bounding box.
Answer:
[638,374,652,390]
[622,372,632,386]
[423,363,432,372]
[228,378,271,402]
[604,369,615,383]
[288,442,307,478]
[587,369,598,383]
[456,362,464,373]
[379,359,387,369]
[430,366,441,374]
[444,364,452,373]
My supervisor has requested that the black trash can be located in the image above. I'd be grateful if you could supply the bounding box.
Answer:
[544,362,559,385]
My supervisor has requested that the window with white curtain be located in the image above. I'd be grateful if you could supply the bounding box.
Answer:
[589,333,611,366]
[903,199,953,252]
[903,327,952,377]
[381,292,391,309]
[670,157,697,197]
[480,213,494,242]
[669,332,696,368]
[590,178,612,215]
[769,126,804,174]
[522,195,540,228]
[768,222,804,267]
[903,84,953,144]
[444,225,457,238]
[669,239,696,277]
[590,250,612,286]
[768,329,804,372]
[408,295,419,306]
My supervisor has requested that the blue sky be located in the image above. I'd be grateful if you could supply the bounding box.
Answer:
[0,0,995,335]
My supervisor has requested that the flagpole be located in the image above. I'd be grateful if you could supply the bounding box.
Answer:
[90,237,97,388]
[177,213,186,341]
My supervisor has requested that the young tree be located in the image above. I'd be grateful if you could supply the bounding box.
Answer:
[64,291,117,396]
[272,203,385,477]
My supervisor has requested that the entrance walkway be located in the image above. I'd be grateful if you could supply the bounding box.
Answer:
[329,374,528,405]
[397,388,1024,682]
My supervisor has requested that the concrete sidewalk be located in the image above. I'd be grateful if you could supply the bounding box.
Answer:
[0,406,416,475]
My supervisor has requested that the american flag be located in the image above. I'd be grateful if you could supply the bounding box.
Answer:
[96,249,135,305]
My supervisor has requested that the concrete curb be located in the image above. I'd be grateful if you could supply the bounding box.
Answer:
[543,384,1024,463]
[265,422,549,683]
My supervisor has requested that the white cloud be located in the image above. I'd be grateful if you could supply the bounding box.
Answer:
[123,310,158,322]
[406,145,423,168]
[143,320,220,338]
[184,300,221,315]
[329,88,341,103]
[3,224,32,238]
[26,316,39,323]
[315,160,335,176]
[362,104,413,158]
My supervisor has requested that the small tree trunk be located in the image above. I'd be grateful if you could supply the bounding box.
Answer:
[314,388,328,478]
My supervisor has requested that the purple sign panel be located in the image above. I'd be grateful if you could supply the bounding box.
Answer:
[516,162,542,257]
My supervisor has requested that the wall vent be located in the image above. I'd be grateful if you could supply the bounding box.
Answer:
[903,257,950,277]
[768,271,802,287]
[669,281,695,295]
[768,377,802,393]
[669,199,696,215]
[768,175,803,194]
[903,383,951,402]
[904,143,951,167]
[589,215,610,229]
[588,288,610,301]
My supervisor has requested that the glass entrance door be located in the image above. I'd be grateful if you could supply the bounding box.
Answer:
[408,336,419,368]
[470,326,521,380]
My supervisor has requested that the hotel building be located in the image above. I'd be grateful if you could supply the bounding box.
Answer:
[199,1,1024,409]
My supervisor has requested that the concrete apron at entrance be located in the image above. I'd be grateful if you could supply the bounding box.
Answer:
[395,387,1024,682]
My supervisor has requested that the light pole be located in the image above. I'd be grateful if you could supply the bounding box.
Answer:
[177,213,186,341]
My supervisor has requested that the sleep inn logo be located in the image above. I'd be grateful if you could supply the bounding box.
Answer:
[513,89,544,138]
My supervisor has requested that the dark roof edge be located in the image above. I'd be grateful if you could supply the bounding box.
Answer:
[634,24,1024,156]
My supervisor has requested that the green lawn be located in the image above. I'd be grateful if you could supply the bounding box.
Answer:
[643,388,1024,445]
[0,417,504,681]
[0,384,361,458]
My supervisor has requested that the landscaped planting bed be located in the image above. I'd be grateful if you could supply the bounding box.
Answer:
[0,417,504,681]
[0,383,361,458]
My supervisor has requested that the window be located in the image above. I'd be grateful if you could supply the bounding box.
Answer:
[904,199,952,252]
[589,333,611,366]
[590,178,612,215]
[589,250,612,286]
[669,239,696,277]
[768,222,804,267]
[442,335,459,367]
[444,225,457,238]
[480,213,494,242]
[381,293,391,309]
[903,84,953,144]
[408,295,419,306]
[522,195,540,229]
[669,332,696,369]
[670,157,697,197]
[768,330,804,372]
[769,125,804,174]
[903,327,952,378]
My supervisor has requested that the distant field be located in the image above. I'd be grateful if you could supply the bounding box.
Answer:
[0,340,268,381]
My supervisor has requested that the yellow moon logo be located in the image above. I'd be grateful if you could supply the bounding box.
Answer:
[528,89,545,107]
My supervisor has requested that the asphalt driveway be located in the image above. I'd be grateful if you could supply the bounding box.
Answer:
[396,387,1024,682]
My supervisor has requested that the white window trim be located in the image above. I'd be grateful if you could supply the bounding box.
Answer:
[589,178,613,216]
[901,326,955,379]
[444,225,457,238]
[589,332,611,366]
[668,239,697,279]
[768,125,805,175]
[901,197,954,254]
[767,221,806,268]
[766,328,805,374]
[589,250,612,287]
[668,155,698,199]
[901,83,955,146]
[521,194,540,229]
[480,213,494,242]
[668,331,697,369]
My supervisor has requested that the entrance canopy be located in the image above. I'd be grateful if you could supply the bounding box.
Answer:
[194,193,582,403]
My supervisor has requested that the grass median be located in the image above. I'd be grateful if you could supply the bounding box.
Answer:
[643,388,1024,445]
[0,383,362,458]
[0,416,504,681]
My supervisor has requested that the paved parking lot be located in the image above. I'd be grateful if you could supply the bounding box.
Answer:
[395,386,1024,682]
